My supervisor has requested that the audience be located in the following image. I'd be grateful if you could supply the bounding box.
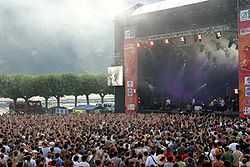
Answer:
[0,113,249,167]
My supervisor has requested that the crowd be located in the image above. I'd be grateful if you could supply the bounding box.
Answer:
[0,113,249,167]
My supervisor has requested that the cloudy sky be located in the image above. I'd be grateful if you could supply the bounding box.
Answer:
[0,0,161,74]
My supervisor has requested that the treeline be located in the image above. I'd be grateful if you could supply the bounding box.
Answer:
[0,73,113,110]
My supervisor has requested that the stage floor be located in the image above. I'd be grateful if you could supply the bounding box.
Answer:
[139,109,239,117]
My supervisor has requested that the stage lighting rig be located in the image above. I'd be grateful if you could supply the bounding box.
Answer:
[197,34,202,42]
[234,89,239,95]
[195,33,202,42]
[136,42,141,48]
[149,40,155,47]
[216,32,222,39]
[164,39,169,44]
[180,36,186,43]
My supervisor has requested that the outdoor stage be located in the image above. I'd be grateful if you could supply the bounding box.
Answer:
[111,0,250,118]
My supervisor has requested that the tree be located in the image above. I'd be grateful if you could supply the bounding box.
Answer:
[79,74,96,105]
[0,75,9,98]
[19,75,37,102]
[61,74,81,107]
[0,73,112,110]
[2,75,23,111]
[47,74,65,107]
[95,74,113,104]
[33,75,53,110]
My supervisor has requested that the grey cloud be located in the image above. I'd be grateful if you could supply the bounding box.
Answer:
[0,0,149,74]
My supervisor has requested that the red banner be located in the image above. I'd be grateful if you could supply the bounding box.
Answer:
[124,39,138,113]
[239,8,250,118]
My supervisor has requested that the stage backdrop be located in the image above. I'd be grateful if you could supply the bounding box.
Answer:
[239,8,250,118]
[124,29,138,113]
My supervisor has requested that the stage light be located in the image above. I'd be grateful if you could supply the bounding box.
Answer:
[136,42,141,48]
[149,40,155,47]
[234,89,239,95]
[164,39,169,44]
[180,36,186,43]
[197,34,202,42]
[216,32,222,39]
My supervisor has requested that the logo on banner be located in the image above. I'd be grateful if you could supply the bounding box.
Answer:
[127,81,134,88]
[244,107,250,115]
[245,87,250,96]
[245,76,250,85]
[240,9,250,21]
[128,104,135,111]
[128,88,133,97]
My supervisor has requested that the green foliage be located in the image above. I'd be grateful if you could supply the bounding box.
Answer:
[0,73,113,107]
[0,75,9,98]
[95,74,113,97]
[61,73,81,96]
[79,74,97,96]
[19,75,37,101]
[3,75,23,100]
[33,75,52,99]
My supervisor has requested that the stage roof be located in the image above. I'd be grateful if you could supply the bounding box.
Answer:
[132,0,209,16]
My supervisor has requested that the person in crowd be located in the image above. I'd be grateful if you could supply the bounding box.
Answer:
[233,145,244,167]
[54,153,63,167]
[222,146,234,166]
[0,113,248,167]
[164,156,174,167]
[212,155,224,167]
[145,150,158,167]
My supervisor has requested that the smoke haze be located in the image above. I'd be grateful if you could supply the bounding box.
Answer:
[0,0,161,74]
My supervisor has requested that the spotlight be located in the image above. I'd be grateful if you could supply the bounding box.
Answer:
[164,39,169,44]
[149,40,155,47]
[180,36,186,43]
[197,34,202,42]
[136,42,141,48]
[216,32,222,39]
[234,89,239,95]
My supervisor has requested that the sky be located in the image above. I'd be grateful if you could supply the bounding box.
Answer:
[0,0,162,74]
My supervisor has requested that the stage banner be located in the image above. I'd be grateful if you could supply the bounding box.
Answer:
[239,8,250,118]
[124,29,138,113]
